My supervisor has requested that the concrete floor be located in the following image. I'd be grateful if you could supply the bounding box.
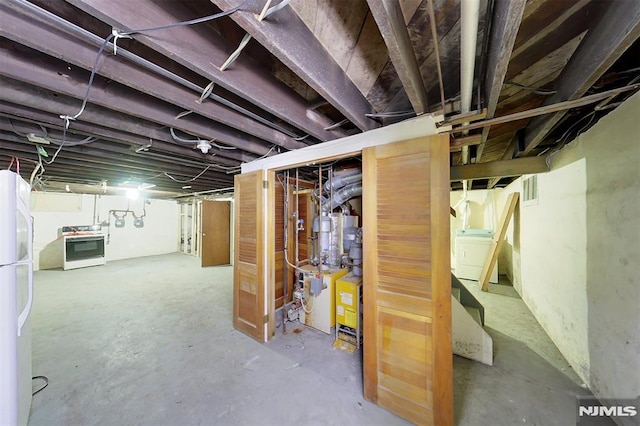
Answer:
[28,253,605,425]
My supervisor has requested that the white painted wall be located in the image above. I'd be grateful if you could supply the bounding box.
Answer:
[449,189,498,267]
[497,93,640,414]
[31,193,179,270]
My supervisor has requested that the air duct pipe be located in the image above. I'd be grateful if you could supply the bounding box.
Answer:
[322,183,362,213]
[460,0,480,165]
[324,170,361,192]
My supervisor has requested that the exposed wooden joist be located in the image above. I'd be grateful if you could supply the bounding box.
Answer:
[0,127,234,182]
[0,2,305,151]
[487,133,518,188]
[0,46,274,157]
[367,0,429,114]
[452,83,640,133]
[0,141,234,188]
[0,103,241,168]
[0,78,256,164]
[449,134,482,153]
[476,0,526,161]
[522,0,640,154]
[211,0,378,131]
[440,108,487,127]
[66,0,348,141]
[450,156,548,181]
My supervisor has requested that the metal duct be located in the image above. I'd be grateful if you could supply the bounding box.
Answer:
[322,182,363,213]
[324,170,361,192]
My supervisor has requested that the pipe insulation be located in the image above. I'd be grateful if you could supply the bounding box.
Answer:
[324,170,361,192]
[461,0,480,114]
[322,183,363,213]
[460,0,480,166]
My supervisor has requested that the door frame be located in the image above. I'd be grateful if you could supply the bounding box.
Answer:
[236,114,451,423]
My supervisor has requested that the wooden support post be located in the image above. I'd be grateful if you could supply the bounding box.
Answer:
[479,192,519,291]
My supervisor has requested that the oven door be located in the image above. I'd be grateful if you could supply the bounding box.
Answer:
[65,236,105,261]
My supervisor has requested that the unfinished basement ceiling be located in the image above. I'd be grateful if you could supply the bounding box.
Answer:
[0,0,638,196]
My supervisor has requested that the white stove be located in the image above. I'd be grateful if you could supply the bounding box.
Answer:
[58,225,106,270]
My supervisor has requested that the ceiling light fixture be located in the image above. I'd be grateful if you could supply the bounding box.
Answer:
[196,140,212,154]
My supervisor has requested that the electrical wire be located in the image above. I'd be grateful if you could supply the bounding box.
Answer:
[116,2,249,37]
[32,376,49,396]
[300,294,315,314]
[37,2,249,175]
[323,119,349,131]
[163,165,212,183]
[169,127,236,150]
[365,110,416,119]
[504,81,557,96]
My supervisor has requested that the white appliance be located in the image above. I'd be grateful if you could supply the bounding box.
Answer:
[59,225,106,270]
[455,230,498,284]
[0,170,34,426]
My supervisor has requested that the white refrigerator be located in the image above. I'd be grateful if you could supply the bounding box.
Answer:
[0,170,34,426]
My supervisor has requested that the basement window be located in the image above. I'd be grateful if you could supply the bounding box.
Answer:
[522,175,538,206]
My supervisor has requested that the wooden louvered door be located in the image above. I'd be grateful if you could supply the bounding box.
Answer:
[363,136,452,426]
[233,171,266,342]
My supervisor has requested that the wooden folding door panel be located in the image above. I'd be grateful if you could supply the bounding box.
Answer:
[233,171,266,342]
[363,136,452,426]
[274,181,286,309]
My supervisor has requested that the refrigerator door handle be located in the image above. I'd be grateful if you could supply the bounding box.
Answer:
[17,262,33,337]
[16,195,33,262]
[16,196,33,336]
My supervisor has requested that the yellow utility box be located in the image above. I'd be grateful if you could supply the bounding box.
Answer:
[298,266,348,334]
[334,273,363,353]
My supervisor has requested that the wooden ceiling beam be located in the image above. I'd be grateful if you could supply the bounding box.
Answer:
[476,0,526,161]
[367,0,429,114]
[0,154,229,193]
[0,102,240,166]
[521,0,640,154]
[0,78,257,164]
[0,103,241,168]
[0,3,305,152]
[0,134,234,183]
[211,0,378,132]
[0,47,275,157]
[450,156,548,181]
[66,0,347,141]
[0,145,233,190]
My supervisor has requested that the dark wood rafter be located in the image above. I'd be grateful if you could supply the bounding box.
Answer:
[0,141,234,186]
[486,132,518,188]
[0,47,277,157]
[452,83,640,134]
[0,1,305,152]
[66,0,349,141]
[211,0,378,131]
[0,127,234,181]
[450,156,548,181]
[521,0,640,154]
[0,79,257,164]
[0,103,241,168]
[449,134,482,152]
[476,0,526,161]
[0,147,234,189]
[367,0,429,114]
